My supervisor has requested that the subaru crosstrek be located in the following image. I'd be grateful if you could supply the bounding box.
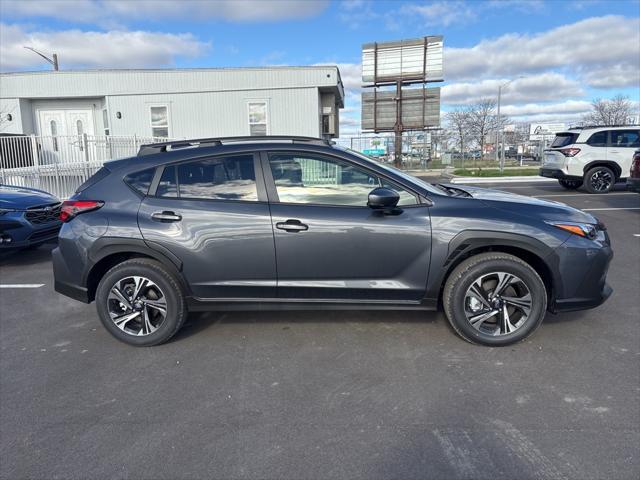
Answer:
[53,136,613,347]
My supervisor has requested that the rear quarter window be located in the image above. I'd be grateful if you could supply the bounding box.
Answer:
[124,168,156,195]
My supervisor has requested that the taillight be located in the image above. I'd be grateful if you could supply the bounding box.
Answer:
[60,200,104,222]
[559,148,581,157]
[631,154,640,175]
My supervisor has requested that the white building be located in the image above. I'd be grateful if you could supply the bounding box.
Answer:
[0,66,344,140]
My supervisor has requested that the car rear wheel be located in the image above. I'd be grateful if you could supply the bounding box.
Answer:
[558,179,582,189]
[443,252,547,346]
[96,258,187,346]
[584,166,615,194]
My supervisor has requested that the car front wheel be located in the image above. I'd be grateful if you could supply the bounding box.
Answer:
[443,252,547,346]
[95,258,187,346]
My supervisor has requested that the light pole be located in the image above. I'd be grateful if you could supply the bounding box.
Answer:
[24,47,59,71]
[496,77,522,173]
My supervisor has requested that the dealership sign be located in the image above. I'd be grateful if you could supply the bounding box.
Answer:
[529,123,566,141]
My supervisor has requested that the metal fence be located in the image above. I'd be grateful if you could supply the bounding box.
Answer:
[0,134,167,198]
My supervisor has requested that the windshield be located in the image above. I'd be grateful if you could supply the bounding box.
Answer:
[551,133,578,148]
[337,147,446,196]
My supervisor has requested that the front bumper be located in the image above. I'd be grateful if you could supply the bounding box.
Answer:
[549,232,613,313]
[626,177,640,193]
[539,168,582,181]
[0,213,61,249]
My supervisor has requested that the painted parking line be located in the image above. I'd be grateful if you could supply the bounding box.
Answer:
[0,284,45,289]
[535,193,637,198]
[582,207,640,211]
[634,234,640,237]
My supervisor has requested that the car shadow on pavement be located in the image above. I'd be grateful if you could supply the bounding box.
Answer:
[171,309,443,343]
[0,242,57,267]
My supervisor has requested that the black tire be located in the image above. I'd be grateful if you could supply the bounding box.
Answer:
[443,252,547,346]
[584,166,615,194]
[558,179,582,190]
[95,258,187,346]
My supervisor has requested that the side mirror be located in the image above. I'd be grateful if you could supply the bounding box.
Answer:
[368,187,400,211]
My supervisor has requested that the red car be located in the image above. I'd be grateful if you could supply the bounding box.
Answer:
[627,149,640,193]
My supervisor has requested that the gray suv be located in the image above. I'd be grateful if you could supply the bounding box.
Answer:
[53,136,613,347]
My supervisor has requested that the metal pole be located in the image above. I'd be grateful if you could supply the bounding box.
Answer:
[394,81,403,168]
[53,54,59,71]
[497,85,503,173]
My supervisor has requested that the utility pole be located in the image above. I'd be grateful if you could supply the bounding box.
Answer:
[24,47,59,71]
[496,77,523,174]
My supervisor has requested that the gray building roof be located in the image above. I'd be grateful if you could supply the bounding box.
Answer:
[0,66,344,106]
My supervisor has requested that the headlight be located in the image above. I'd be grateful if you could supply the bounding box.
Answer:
[546,221,598,240]
[0,208,18,216]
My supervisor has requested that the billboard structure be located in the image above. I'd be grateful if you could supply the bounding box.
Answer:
[361,36,443,166]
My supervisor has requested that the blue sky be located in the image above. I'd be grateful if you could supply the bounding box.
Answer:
[1,0,639,134]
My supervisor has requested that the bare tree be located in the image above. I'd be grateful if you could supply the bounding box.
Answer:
[582,95,633,126]
[446,107,472,163]
[467,99,503,163]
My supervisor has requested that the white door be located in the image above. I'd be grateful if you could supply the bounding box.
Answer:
[38,110,68,164]
[37,109,96,162]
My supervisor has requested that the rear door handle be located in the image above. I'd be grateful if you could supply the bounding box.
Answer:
[151,211,182,222]
[275,219,309,232]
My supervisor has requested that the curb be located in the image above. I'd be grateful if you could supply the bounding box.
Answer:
[449,176,556,184]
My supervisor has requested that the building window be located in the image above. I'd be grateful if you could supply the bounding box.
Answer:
[102,109,110,136]
[248,102,268,136]
[150,105,169,138]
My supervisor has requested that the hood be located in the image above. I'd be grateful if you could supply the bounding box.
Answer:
[0,185,60,210]
[442,184,597,224]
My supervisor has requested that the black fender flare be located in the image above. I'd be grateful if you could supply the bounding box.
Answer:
[426,230,561,301]
[583,160,622,179]
[83,237,190,297]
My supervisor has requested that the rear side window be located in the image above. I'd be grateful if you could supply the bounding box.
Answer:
[124,168,155,195]
[76,167,110,193]
[157,154,258,201]
[610,130,640,147]
[551,133,578,148]
[587,131,608,147]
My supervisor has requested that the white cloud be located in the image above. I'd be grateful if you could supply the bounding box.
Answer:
[445,15,640,89]
[400,1,476,27]
[442,73,585,105]
[500,100,592,117]
[0,24,209,71]
[0,0,329,26]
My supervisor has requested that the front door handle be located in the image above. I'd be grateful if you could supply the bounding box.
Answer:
[151,211,182,222]
[275,219,309,232]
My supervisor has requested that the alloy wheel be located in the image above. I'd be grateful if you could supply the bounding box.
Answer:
[107,276,167,336]
[590,170,613,192]
[464,272,532,336]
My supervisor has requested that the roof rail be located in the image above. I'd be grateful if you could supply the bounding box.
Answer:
[568,124,637,130]
[137,135,334,156]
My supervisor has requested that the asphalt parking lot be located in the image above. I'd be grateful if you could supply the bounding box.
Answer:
[1,181,639,480]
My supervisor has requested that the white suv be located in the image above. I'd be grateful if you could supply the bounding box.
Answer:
[540,126,640,193]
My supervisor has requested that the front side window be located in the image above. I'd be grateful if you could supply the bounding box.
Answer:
[610,130,640,147]
[268,153,417,206]
[157,154,258,201]
[587,131,608,147]
[150,106,169,138]
[248,102,268,136]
